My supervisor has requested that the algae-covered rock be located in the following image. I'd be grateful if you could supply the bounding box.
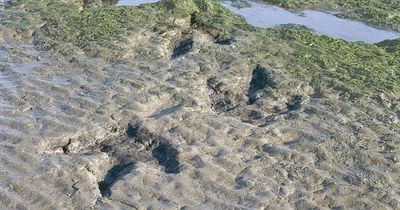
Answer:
[160,0,200,17]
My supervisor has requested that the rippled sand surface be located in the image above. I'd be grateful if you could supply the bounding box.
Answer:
[0,3,399,210]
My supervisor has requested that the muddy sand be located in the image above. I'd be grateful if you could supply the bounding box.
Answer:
[0,0,399,209]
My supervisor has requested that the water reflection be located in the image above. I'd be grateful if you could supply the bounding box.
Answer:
[116,0,160,6]
[222,1,400,43]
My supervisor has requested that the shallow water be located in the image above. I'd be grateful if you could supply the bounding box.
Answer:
[116,0,160,6]
[222,1,400,43]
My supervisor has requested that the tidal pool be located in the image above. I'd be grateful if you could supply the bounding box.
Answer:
[222,1,400,43]
[116,0,160,6]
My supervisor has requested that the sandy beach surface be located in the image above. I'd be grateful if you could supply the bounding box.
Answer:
[0,0,399,209]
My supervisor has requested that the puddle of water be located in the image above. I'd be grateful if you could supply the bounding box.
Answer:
[18,45,41,56]
[0,49,9,86]
[116,0,160,6]
[222,1,400,43]
[13,60,43,74]
[0,46,46,90]
[0,70,6,85]
[0,46,45,75]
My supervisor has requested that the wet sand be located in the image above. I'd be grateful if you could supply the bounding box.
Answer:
[0,1,399,209]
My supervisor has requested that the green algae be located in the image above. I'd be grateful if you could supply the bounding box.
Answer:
[263,0,400,31]
[161,0,252,37]
[377,39,400,54]
[3,0,250,57]
[2,0,400,97]
[261,28,400,96]
[189,0,253,38]
[4,0,171,58]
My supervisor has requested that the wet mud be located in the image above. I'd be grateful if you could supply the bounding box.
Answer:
[0,1,399,209]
